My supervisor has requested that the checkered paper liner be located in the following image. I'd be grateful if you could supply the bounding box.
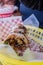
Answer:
[0,16,22,41]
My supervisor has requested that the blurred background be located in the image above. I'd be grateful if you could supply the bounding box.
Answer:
[16,0,43,28]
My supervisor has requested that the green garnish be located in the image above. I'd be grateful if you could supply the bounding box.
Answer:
[4,41,9,45]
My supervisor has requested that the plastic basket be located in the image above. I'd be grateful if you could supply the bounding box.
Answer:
[26,25,43,45]
[0,53,43,65]
[0,26,43,65]
[0,17,43,65]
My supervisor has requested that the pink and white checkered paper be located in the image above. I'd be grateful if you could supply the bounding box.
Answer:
[0,16,22,41]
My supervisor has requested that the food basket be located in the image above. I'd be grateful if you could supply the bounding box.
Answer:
[0,16,43,65]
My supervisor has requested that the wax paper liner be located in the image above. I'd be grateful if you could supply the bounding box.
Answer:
[0,16,22,41]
